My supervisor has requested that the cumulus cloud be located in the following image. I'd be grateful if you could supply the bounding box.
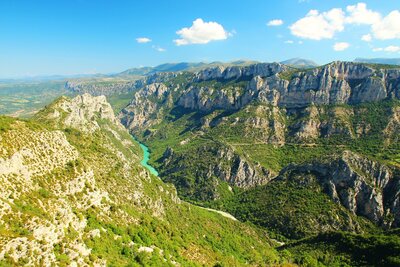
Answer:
[267,19,284,26]
[289,8,345,40]
[372,11,400,40]
[333,42,350,51]
[290,3,400,41]
[345,3,381,25]
[284,40,294,44]
[361,34,372,42]
[136,37,151,43]
[373,45,400,53]
[174,18,229,46]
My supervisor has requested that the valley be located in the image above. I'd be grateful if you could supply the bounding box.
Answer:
[3,1,400,265]
[1,60,400,266]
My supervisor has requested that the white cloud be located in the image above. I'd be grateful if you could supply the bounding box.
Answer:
[372,11,400,40]
[333,42,350,51]
[284,40,294,44]
[361,34,372,42]
[289,8,345,40]
[136,37,151,43]
[267,19,284,26]
[290,3,400,42]
[152,45,166,52]
[373,45,400,53]
[385,45,400,52]
[345,3,381,25]
[174,18,229,46]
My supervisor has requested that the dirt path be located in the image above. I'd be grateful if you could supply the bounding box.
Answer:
[199,207,237,221]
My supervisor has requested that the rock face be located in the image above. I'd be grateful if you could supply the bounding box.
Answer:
[65,80,139,96]
[384,106,400,145]
[175,61,400,112]
[159,145,272,200]
[195,63,288,81]
[212,146,273,188]
[279,151,400,227]
[119,83,171,131]
[65,72,179,96]
[49,93,122,133]
[120,61,400,133]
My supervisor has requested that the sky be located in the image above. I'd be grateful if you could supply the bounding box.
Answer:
[0,0,399,78]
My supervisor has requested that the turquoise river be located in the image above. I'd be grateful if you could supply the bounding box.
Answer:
[133,137,159,176]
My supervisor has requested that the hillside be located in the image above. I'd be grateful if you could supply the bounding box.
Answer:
[0,94,283,266]
[2,61,400,265]
[118,61,400,241]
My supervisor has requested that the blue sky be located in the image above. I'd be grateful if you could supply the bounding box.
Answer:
[0,0,399,78]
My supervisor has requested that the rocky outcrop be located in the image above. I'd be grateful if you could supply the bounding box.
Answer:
[175,61,400,113]
[65,72,180,96]
[278,151,400,227]
[119,61,400,135]
[159,145,273,196]
[177,85,252,112]
[0,94,185,266]
[384,106,400,145]
[290,105,355,141]
[119,83,171,131]
[212,146,273,188]
[65,80,140,96]
[195,63,288,81]
[48,93,122,133]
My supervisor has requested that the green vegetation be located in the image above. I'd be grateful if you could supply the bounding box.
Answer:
[213,173,378,240]
[106,92,134,114]
[282,231,400,266]
[0,99,283,266]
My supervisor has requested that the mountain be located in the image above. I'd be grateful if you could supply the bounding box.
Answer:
[117,62,208,77]
[280,58,319,68]
[119,61,400,239]
[117,61,259,77]
[355,58,400,66]
[2,61,400,266]
[0,94,283,266]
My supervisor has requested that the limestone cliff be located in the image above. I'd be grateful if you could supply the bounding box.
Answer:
[176,61,400,112]
[279,151,400,227]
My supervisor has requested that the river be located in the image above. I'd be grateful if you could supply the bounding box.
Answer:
[132,137,159,176]
[134,136,238,221]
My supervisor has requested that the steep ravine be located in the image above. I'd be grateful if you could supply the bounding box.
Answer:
[133,137,238,221]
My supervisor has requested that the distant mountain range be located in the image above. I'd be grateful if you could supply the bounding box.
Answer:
[280,58,319,68]
[117,58,319,77]
[116,60,259,77]
[354,58,400,65]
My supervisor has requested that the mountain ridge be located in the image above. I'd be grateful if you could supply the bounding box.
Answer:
[0,94,283,266]
[355,57,400,66]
